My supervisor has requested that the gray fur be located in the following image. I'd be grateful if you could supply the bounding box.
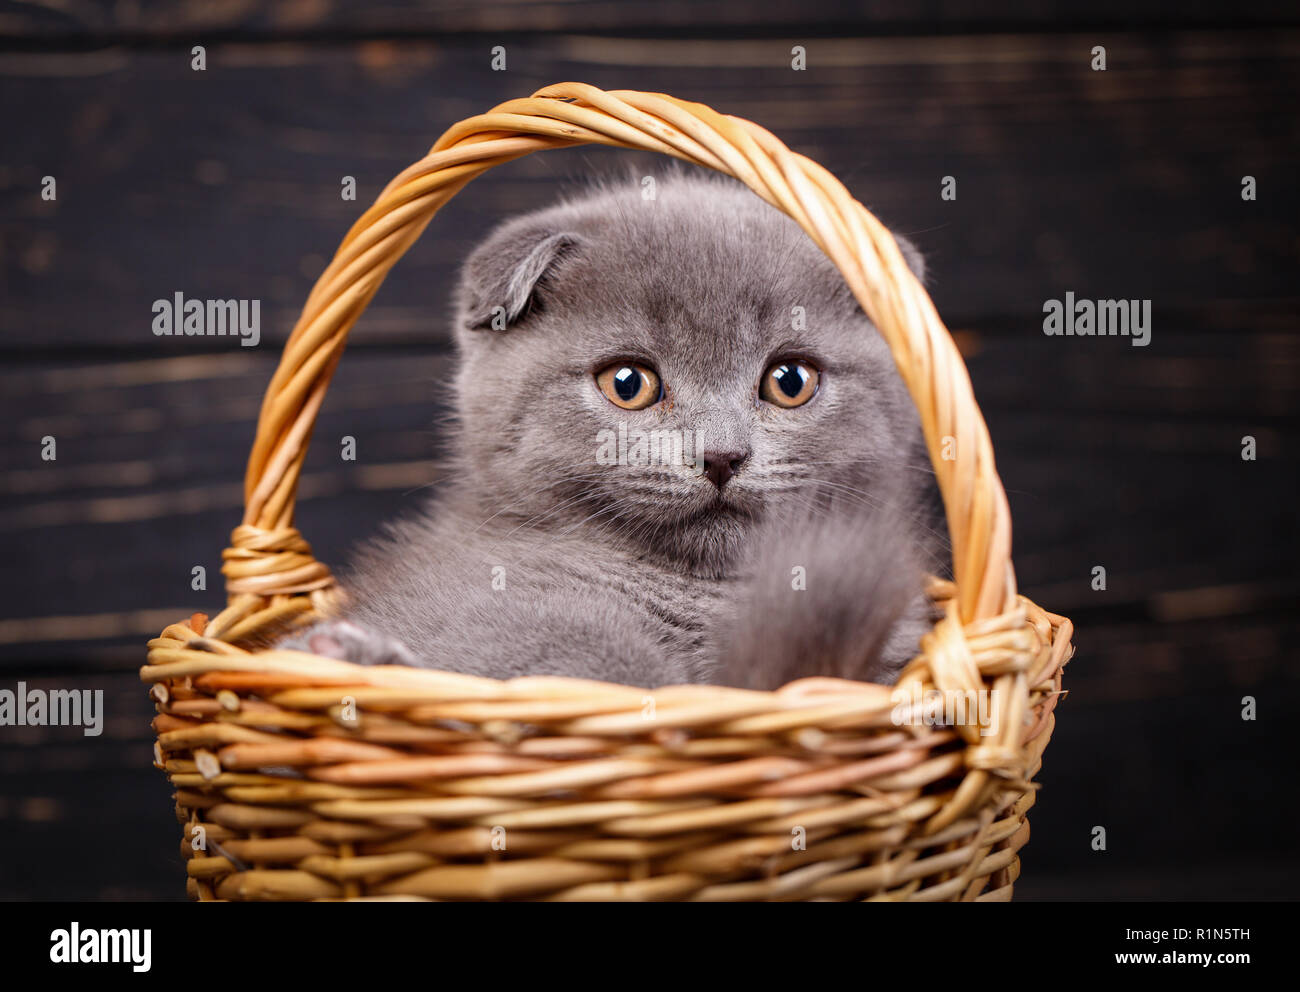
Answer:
[278,170,944,689]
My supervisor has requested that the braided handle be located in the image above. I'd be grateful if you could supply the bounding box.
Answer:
[224,83,1016,626]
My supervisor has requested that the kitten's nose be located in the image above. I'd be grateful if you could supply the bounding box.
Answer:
[702,449,749,490]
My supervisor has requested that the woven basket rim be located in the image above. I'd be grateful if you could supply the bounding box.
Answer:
[143,578,1070,700]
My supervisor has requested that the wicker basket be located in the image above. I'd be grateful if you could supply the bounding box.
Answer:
[142,82,1072,902]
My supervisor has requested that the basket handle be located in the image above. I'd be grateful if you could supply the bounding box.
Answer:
[223,83,1016,626]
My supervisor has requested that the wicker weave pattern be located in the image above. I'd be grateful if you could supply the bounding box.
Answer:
[142,83,1073,901]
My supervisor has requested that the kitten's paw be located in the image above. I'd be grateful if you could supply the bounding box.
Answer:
[279,619,418,667]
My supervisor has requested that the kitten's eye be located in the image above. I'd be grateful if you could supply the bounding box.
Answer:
[595,362,662,410]
[760,360,820,408]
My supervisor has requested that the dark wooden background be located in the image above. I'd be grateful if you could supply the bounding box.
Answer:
[1,1,1296,900]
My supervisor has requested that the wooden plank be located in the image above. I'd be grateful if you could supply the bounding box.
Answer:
[1016,860,1300,901]
[0,349,450,663]
[1,31,1297,350]
[1020,680,1300,898]
[0,670,184,898]
[5,1,1296,42]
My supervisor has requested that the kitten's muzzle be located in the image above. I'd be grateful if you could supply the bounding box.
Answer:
[702,449,749,490]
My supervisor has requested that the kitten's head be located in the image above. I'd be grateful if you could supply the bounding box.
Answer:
[450,170,930,575]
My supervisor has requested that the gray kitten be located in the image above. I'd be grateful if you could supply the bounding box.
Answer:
[279,171,944,688]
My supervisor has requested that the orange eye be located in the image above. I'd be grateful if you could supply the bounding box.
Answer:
[595,362,662,410]
[760,360,820,408]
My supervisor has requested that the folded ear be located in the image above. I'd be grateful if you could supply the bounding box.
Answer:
[457,223,584,332]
